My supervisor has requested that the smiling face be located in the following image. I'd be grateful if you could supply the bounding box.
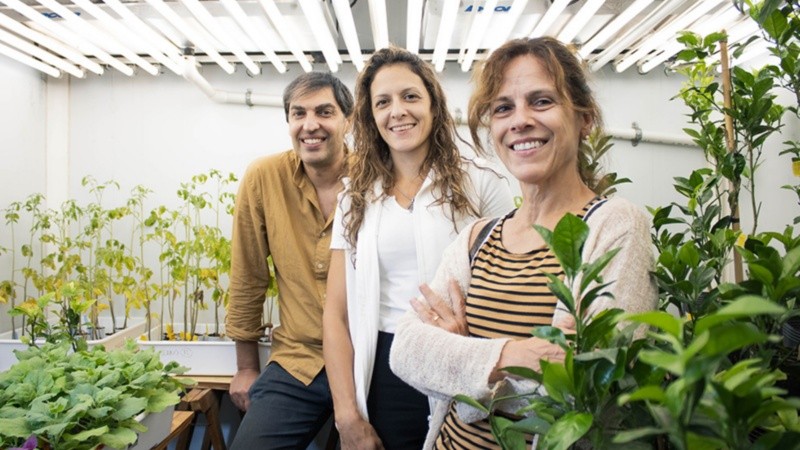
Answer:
[288,86,349,170]
[370,64,434,159]
[489,55,591,188]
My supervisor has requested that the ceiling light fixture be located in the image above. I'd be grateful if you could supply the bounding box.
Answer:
[0,26,83,77]
[578,0,653,59]
[298,0,341,72]
[588,0,689,72]
[368,0,389,50]
[489,0,530,52]
[557,0,606,44]
[0,41,60,77]
[71,0,181,75]
[103,0,182,61]
[144,0,235,74]
[614,0,725,73]
[218,0,285,73]
[432,0,459,72]
[0,10,102,74]
[258,0,313,72]
[180,0,260,75]
[406,0,423,53]
[638,4,745,74]
[529,0,570,38]
[36,0,157,76]
[331,0,364,71]
[461,0,498,72]
[4,0,133,75]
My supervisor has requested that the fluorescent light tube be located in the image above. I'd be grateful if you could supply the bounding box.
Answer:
[104,0,182,61]
[588,0,689,72]
[432,0,459,72]
[461,0,498,72]
[0,40,60,77]
[145,0,235,74]
[489,0,529,52]
[38,0,157,76]
[529,0,570,38]
[557,0,606,44]
[368,0,389,50]
[258,0,313,72]
[180,0,261,75]
[0,10,102,74]
[332,0,364,71]
[4,0,133,75]
[639,4,745,73]
[0,26,84,77]
[579,0,653,59]
[219,0,286,73]
[406,0,423,53]
[298,0,340,72]
[71,0,181,75]
[615,0,725,73]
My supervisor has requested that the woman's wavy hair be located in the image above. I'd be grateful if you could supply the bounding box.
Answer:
[468,37,604,188]
[343,46,479,249]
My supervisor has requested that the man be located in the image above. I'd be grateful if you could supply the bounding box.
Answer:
[227,72,353,448]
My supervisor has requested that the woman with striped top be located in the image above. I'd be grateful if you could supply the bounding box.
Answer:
[389,37,657,449]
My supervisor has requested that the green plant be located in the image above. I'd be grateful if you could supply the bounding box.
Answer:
[0,340,192,450]
[581,129,632,197]
[458,214,652,449]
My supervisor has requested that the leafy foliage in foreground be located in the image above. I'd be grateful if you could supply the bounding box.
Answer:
[0,340,193,450]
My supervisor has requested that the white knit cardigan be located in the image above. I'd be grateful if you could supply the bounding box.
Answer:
[389,197,658,449]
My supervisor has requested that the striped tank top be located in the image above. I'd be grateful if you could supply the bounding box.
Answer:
[433,197,604,449]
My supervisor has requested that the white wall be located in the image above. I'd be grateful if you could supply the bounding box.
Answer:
[1,58,799,333]
[0,57,47,333]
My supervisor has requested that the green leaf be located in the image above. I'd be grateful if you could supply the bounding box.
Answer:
[453,394,489,414]
[694,295,785,335]
[99,425,138,449]
[506,415,551,435]
[579,248,621,295]
[111,397,147,421]
[500,366,542,382]
[538,214,589,280]
[619,385,667,404]
[612,427,664,444]
[490,415,527,450]
[68,425,109,442]
[540,412,593,450]
[700,321,770,357]
[638,349,685,375]
[531,326,568,348]
[625,311,682,339]
[541,360,572,405]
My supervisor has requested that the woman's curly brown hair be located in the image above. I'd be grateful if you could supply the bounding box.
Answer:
[343,46,480,249]
[468,37,604,189]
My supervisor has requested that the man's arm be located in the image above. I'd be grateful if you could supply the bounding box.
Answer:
[226,166,270,411]
[230,340,262,411]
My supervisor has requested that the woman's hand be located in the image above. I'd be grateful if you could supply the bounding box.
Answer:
[489,334,569,383]
[411,279,469,336]
[336,415,385,450]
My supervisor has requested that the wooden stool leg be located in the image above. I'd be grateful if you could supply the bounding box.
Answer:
[186,388,226,450]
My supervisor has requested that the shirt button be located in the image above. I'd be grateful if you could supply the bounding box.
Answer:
[320,232,327,237]
[317,263,324,269]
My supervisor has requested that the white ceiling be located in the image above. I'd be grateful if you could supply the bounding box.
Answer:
[0,1,765,79]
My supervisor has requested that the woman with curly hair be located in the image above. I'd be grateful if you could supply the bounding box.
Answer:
[323,47,513,450]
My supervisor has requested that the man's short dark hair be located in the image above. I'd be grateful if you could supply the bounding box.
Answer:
[282,72,354,121]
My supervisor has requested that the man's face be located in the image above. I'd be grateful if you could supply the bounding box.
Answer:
[287,87,349,170]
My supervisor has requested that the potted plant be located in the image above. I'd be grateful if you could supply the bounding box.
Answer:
[0,339,191,450]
